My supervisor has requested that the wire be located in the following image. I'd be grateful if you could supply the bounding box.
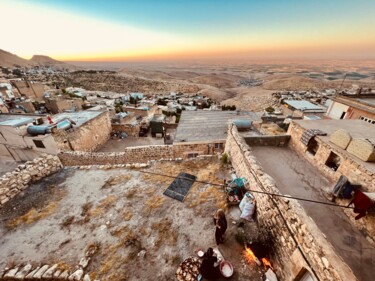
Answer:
[136,168,356,210]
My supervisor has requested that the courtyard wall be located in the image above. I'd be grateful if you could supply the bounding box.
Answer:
[287,121,375,243]
[225,124,357,281]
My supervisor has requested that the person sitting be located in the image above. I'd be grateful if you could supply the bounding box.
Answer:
[199,248,221,280]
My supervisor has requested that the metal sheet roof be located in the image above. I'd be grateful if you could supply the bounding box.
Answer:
[284,100,323,111]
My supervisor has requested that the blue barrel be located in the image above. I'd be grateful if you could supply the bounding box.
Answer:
[27,126,52,135]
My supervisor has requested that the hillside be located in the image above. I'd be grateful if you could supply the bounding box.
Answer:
[30,55,78,70]
[0,49,35,68]
[0,49,77,70]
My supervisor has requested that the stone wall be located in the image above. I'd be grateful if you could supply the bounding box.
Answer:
[54,111,111,152]
[0,154,62,207]
[288,121,375,244]
[225,125,357,281]
[59,141,225,166]
[112,123,140,137]
[58,145,174,166]
[244,135,290,147]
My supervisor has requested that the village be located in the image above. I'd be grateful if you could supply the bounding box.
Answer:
[0,63,375,281]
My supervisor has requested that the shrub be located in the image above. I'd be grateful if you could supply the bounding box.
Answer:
[221,153,229,165]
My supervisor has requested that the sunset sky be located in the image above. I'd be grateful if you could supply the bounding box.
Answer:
[2,0,375,61]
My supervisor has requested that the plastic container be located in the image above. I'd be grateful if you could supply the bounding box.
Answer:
[220,261,234,278]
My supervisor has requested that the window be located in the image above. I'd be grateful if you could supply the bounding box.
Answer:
[214,143,222,149]
[187,153,198,159]
[306,138,319,156]
[325,151,341,171]
[33,140,45,149]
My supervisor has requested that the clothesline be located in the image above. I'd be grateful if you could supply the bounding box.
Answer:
[136,169,358,210]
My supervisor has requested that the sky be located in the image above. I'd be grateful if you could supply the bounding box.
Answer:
[2,0,375,61]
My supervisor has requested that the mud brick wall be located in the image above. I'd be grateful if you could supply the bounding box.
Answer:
[54,111,111,152]
[287,121,375,244]
[225,125,357,281]
[0,154,62,207]
[58,145,174,166]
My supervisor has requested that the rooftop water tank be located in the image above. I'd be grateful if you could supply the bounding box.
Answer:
[27,125,51,136]
[232,119,252,130]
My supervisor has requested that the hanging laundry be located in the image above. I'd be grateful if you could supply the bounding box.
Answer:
[348,190,375,220]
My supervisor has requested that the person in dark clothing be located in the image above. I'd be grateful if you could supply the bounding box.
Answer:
[213,209,227,245]
[199,248,221,280]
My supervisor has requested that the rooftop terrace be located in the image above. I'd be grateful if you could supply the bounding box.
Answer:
[175,110,260,143]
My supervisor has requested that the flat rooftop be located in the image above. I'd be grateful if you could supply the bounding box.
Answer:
[0,114,44,127]
[294,119,375,173]
[355,98,375,107]
[50,111,103,127]
[252,146,375,281]
[175,110,260,143]
[284,100,326,112]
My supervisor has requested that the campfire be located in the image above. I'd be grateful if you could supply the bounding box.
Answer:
[243,242,273,270]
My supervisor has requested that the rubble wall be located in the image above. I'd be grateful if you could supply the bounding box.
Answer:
[58,145,174,166]
[54,111,111,152]
[0,154,62,207]
[59,142,225,166]
[288,121,375,244]
[112,124,140,137]
[225,125,357,281]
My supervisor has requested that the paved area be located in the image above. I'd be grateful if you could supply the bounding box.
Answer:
[175,110,260,143]
[252,146,375,281]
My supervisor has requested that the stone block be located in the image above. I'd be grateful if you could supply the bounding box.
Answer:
[42,263,58,279]
[32,265,49,279]
[4,267,19,279]
[14,263,33,279]
[68,269,84,281]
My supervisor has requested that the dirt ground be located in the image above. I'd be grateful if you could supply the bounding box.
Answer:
[0,158,268,280]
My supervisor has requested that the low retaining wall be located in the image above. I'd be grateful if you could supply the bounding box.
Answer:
[244,135,290,147]
[0,154,62,207]
[59,145,174,166]
[225,125,357,281]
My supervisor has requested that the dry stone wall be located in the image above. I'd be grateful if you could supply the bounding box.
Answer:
[225,125,357,281]
[58,145,174,166]
[59,142,225,166]
[0,154,62,207]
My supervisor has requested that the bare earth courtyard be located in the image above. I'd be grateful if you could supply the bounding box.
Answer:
[0,158,266,280]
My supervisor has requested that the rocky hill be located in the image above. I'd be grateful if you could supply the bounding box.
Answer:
[0,49,35,68]
[0,49,77,70]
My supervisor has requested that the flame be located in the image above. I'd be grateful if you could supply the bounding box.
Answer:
[243,247,259,265]
[261,258,273,270]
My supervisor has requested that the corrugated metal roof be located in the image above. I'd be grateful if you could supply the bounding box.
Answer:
[284,100,323,111]
[0,117,33,127]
